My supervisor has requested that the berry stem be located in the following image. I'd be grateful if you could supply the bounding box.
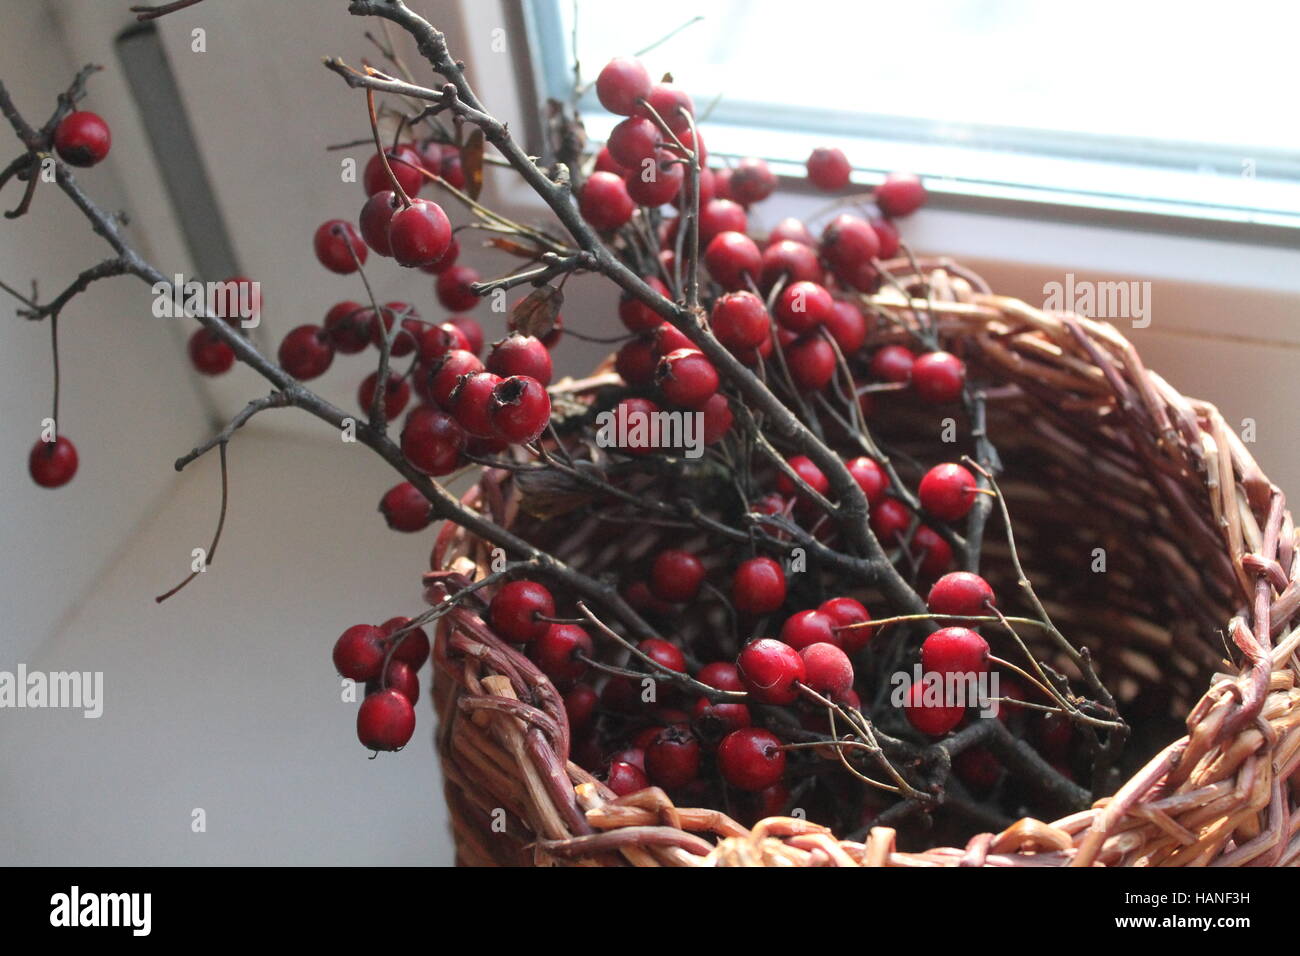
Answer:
[364,78,411,207]
[155,441,229,603]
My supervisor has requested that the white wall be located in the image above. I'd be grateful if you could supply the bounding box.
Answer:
[1,0,1296,866]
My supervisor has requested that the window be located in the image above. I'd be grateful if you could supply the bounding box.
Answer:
[525,0,1300,236]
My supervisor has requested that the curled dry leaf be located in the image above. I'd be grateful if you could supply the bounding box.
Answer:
[511,284,564,339]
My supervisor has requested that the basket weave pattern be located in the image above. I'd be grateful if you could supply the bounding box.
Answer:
[427,266,1300,867]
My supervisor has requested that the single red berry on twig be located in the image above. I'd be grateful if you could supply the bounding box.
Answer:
[731,558,787,615]
[737,638,805,705]
[927,572,995,617]
[313,219,367,274]
[806,147,851,191]
[912,351,966,404]
[53,111,111,167]
[876,172,927,217]
[650,549,706,603]
[489,580,555,643]
[595,57,652,115]
[188,327,235,376]
[401,405,466,476]
[332,624,387,681]
[919,463,978,521]
[277,325,334,380]
[357,688,416,751]
[717,727,786,791]
[29,436,78,489]
[921,626,990,676]
[488,374,551,444]
[379,482,432,533]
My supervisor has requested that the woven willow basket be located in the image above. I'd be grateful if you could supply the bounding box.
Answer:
[426,260,1300,867]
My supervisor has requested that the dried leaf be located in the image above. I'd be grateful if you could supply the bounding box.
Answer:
[488,236,547,259]
[511,284,564,339]
[461,128,485,200]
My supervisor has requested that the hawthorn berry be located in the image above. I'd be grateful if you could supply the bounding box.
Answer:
[779,609,838,650]
[953,747,1002,794]
[487,334,552,385]
[53,110,111,167]
[758,239,821,291]
[871,217,900,258]
[447,315,484,356]
[774,281,833,334]
[736,638,805,705]
[912,525,953,578]
[324,302,370,354]
[638,638,687,674]
[313,219,367,273]
[717,728,786,791]
[359,189,400,256]
[357,688,416,751]
[767,217,815,247]
[580,171,636,231]
[605,759,649,796]
[594,145,629,177]
[358,371,411,419]
[188,327,234,376]
[618,276,670,333]
[613,396,662,456]
[919,463,978,521]
[388,199,452,268]
[806,146,851,191]
[380,616,431,669]
[869,344,916,383]
[528,623,592,687]
[363,145,424,198]
[564,683,599,732]
[710,291,769,350]
[775,455,829,499]
[488,374,551,444]
[595,57,652,116]
[637,82,694,132]
[615,336,658,386]
[332,623,387,681]
[819,596,873,654]
[732,558,787,615]
[435,265,481,312]
[650,549,705,603]
[427,349,484,409]
[784,334,837,392]
[652,322,693,356]
[449,371,503,438]
[401,405,466,476]
[703,231,761,291]
[698,199,748,246]
[489,580,555,643]
[921,626,990,676]
[693,663,751,738]
[904,682,963,736]
[365,658,420,705]
[28,436,78,489]
[701,392,733,444]
[912,351,966,404]
[368,302,421,357]
[824,300,868,354]
[927,571,995,617]
[625,151,684,207]
[379,482,432,533]
[845,456,888,506]
[799,642,854,698]
[869,497,911,544]
[728,157,777,206]
[418,322,471,365]
[656,348,718,409]
[876,172,927,217]
[277,324,334,380]
[820,214,880,282]
[645,725,701,789]
[606,116,659,168]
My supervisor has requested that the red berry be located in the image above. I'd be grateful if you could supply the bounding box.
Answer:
[728,157,776,205]
[846,456,888,506]
[358,371,411,419]
[489,581,555,643]
[379,482,431,532]
[779,609,838,650]
[618,276,670,333]
[418,322,471,365]
[731,557,786,615]
[357,688,416,751]
[775,455,828,499]
[806,146,851,191]
[606,116,659,168]
[824,300,868,354]
[768,217,815,247]
[435,265,481,312]
[711,291,769,350]
[528,623,592,686]
[652,322,693,356]
[650,549,705,603]
[701,392,733,444]
[921,626,990,676]
[711,166,733,201]
[380,616,431,669]
[332,623,387,681]
[28,436,78,488]
[656,348,718,409]
[636,83,694,132]
[819,596,873,654]
[355,188,401,257]
[871,217,900,258]
[388,199,451,268]
[645,725,701,789]
[717,728,786,791]
[368,302,420,356]
[904,681,963,736]
[919,463,978,521]
[187,327,234,375]
[565,683,599,732]
[401,405,466,476]
[698,199,748,246]
[363,145,424,198]
[53,111,110,166]
[615,336,658,386]
[450,371,503,438]
[447,315,484,355]
[870,497,911,544]
[324,301,370,353]
[737,638,805,705]
[313,219,367,274]
[595,57,652,115]
[820,214,880,287]
[625,151,684,207]
[427,349,484,409]
[612,396,662,456]
[876,172,927,217]
[487,334,552,385]
[912,351,966,404]
[594,145,629,176]
[489,374,551,444]
[912,525,953,578]
[639,638,687,673]
[927,572,996,617]
[784,334,836,392]
[277,324,334,380]
[692,693,751,741]
[798,642,854,697]
[869,344,915,383]
[365,658,420,705]
[606,759,649,796]
[418,232,460,274]
[704,231,761,291]
[953,747,1002,793]
[773,281,833,334]
[759,240,821,291]
[580,171,636,231]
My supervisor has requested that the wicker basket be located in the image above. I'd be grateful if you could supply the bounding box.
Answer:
[426,261,1300,867]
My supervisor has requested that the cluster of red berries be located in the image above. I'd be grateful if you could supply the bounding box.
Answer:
[332,617,431,751]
